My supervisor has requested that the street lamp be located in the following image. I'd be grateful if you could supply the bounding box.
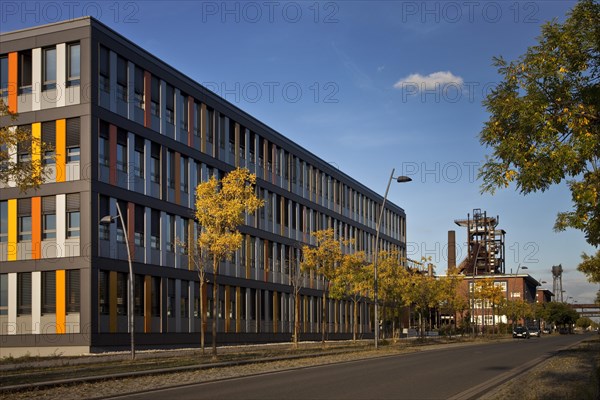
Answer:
[374,168,411,349]
[100,201,135,360]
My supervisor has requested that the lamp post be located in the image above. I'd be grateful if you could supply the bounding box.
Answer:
[100,202,135,360]
[374,168,411,349]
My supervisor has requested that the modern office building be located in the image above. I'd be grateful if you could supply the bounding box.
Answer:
[0,17,407,356]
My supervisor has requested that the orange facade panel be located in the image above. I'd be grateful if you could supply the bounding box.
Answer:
[7,52,18,113]
[56,270,66,334]
[55,119,67,182]
[31,197,41,259]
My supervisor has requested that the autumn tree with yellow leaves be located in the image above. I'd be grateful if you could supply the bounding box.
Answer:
[329,251,369,341]
[301,228,343,345]
[473,278,506,334]
[194,168,263,358]
[0,99,53,191]
[479,0,600,246]
[373,251,410,340]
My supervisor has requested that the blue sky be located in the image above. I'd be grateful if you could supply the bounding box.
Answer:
[2,1,597,305]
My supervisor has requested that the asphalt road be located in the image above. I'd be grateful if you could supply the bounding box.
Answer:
[111,334,588,400]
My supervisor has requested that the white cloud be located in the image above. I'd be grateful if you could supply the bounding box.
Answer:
[393,71,463,91]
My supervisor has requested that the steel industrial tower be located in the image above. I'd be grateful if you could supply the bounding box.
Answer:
[552,264,564,302]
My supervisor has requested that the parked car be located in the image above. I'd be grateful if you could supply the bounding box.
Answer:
[529,328,541,337]
[542,328,551,334]
[513,326,530,339]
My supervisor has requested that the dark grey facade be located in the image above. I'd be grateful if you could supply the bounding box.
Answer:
[0,17,406,356]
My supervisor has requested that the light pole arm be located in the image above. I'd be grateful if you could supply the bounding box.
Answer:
[374,168,395,350]
[116,201,135,360]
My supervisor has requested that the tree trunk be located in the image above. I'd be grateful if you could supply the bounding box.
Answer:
[200,280,205,354]
[321,288,326,345]
[353,299,358,342]
[212,255,218,360]
[381,303,386,340]
[293,291,299,348]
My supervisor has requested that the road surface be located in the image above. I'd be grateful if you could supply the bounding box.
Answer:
[110,334,588,400]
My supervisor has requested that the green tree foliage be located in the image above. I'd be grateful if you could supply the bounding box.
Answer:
[538,301,580,327]
[578,250,600,283]
[576,316,594,329]
[301,228,343,344]
[501,299,533,327]
[194,168,263,358]
[0,99,53,191]
[479,0,600,246]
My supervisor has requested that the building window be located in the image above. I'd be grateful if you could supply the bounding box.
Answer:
[66,118,80,163]
[206,107,214,144]
[42,196,56,240]
[17,125,32,165]
[117,129,127,172]
[116,200,127,243]
[180,280,189,318]
[151,75,160,117]
[166,84,175,124]
[0,201,7,243]
[66,193,80,238]
[17,272,32,316]
[150,142,160,184]
[99,45,110,93]
[151,277,160,317]
[66,269,81,313]
[180,156,188,193]
[99,195,110,240]
[134,66,144,109]
[0,56,8,96]
[42,271,56,314]
[67,43,80,86]
[228,121,235,154]
[19,50,32,94]
[167,279,175,317]
[0,274,7,316]
[180,218,188,255]
[166,213,175,252]
[194,102,201,137]
[98,121,110,167]
[150,209,160,250]
[117,55,127,101]
[43,47,57,90]
[134,136,144,179]
[116,272,127,315]
[181,93,188,130]
[134,274,144,316]
[41,121,56,166]
[99,270,109,315]
[134,204,144,247]
[18,198,31,242]
[167,151,175,189]
[249,131,255,163]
